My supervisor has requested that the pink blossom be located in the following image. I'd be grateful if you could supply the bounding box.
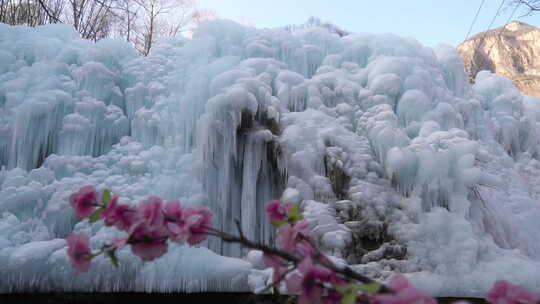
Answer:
[135,196,165,227]
[163,200,183,220]
[69,185,99,218]
[277,220,314,257]
[126,196,171,261]
[287,259,342,304]
[486,280,539,304]
[66,233,92,274]
[182,206,212,245]
[266,200,290,223]
[163,200,189,243]
[128,222,169,261]
[387,273,411,292]
[263,253,288,285]
[371,274,436,304]
[131,240,167,261]
[285,271,303,294]
[102,197,136,231]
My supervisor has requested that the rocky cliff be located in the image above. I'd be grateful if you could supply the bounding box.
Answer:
[458,20,540,98]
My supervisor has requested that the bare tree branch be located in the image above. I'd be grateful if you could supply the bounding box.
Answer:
[512,0,540,15]
[36,0,61,23]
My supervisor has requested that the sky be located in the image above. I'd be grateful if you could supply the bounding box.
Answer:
[196,0,540,47]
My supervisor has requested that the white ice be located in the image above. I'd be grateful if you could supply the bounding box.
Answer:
[1,20,540,296]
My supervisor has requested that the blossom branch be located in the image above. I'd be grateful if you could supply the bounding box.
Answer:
[65,186,540,304]
[204,225,391,293]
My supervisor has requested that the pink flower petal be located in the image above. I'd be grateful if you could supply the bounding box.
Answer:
[182,206,212,245]
[135,196,165,227]
[102,197,136,231]
[66,233,92,274]
[128,222,169,261]
[163,200,188,243]
[388,274,412,292]
[277,220,312,256]
[69,185,98,218]
[486,280,539,304]
[266,200,288,223]
[263,253,288,284]
[371,274,436,304]
[131,240,168,261]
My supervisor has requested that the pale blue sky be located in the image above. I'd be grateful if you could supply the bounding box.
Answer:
[197,0,540,47]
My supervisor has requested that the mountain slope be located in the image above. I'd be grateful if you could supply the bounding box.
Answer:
[458,20,540,98]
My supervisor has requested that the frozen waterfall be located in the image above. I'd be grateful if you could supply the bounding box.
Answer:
[1,20,540,296]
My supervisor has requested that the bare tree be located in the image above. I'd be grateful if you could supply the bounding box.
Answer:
[1,0,213,55]
[131,0,202,56]
[1,0,63,26]
[285,17,349,37]
[109,0,138,43]
[104,0,214,55]
[61,0,118,41]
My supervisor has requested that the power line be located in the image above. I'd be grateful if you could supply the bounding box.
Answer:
[485,0,507,33]
[465,0,486,41]
[501,2,522,29]
[481,2,521,56]
[470,0,506,61]
[464,0,506,82]
[468,1,521,82]
[482,2,521,56]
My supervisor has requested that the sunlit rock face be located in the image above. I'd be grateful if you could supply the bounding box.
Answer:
[458,21,540,98]
[2,20,540,297]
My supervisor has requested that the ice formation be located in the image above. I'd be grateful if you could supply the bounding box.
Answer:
[1,20,540,296]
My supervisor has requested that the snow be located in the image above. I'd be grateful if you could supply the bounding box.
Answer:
[2,20,540,296]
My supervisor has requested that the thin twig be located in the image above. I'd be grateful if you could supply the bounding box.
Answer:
[234,219,245,239]
[299,234,392,293]
[37,0,61,23]
[202,226,392,294]
[203,228,300,264]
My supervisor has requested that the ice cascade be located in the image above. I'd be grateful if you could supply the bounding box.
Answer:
[1,21,540,296]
